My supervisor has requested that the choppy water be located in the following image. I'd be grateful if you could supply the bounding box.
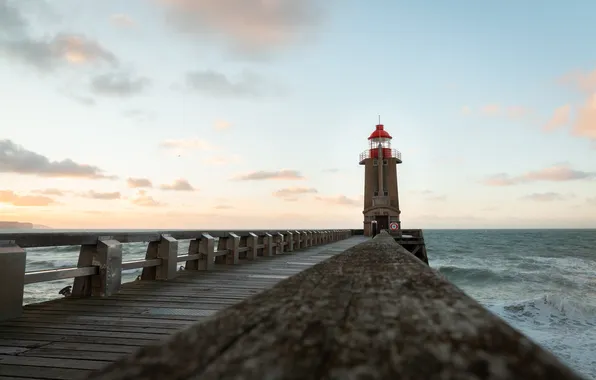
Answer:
[426,229,596,379]
[8,229,596,378]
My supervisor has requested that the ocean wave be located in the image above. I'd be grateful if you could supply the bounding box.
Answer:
[491,293,596,326]
[436,265,518,284]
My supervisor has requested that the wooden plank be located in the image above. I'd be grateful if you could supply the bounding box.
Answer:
[37,342,139,354]
[23,304,220,317]
[18,310,205,322]
[0,321,182,334]
[15,314,194,328]
[0,376,45,380]
[0,347,28,355]
[1,354,105,370]
[0,365,91,380]
[0,326,173,338]
[23,348,125,362]
[0,339,49,348]
[0,333,156,346]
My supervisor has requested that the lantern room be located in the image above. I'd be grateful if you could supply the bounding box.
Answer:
[359,124,402,164]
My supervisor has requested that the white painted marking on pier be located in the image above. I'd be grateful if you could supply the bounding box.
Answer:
[248,274,289,280]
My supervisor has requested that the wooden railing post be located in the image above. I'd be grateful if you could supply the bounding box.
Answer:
[72,238,122,297]
[313,231,319,245]
[286,231,294,252]
[142,234,178,280]
[293,230,301,249]
[247,232,258,260]
[0,241,26,321]
[299,231,307,249]
[198,233,215,270]
[264,233,273,256]
[225,232,240,265]
[275,232,283,254]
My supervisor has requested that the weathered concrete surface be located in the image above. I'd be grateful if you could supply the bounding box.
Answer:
[88,231,585,380]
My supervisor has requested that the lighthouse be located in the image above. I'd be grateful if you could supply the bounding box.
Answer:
[359,121,402,236]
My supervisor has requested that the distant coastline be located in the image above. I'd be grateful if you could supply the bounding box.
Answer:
[0,221,50,230]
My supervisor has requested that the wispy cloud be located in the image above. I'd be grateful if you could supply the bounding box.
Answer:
[159,179,195,191]
[90,72,150,97]
[233,169,304,181]
[544,104,571,131]
[127,177,153,188]
[214,120,231,131]
[131,190,161,207]
[110,14,136,28]
[482,164,595,186]
[520,192,569,202]
[273,187,317,200]
[0,190,56,206]
[184,70,274,98]
[81,191,121,200]
[314,195,360,206]
[0,139,115,179]
[159,0,323,57]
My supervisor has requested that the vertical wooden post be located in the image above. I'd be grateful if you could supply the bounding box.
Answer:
[72,238,122,297]
[142,234,178,280]
[263,233,273,256]
[247,232,258,260]
[225,232,240,265]
[275,232,284,254]
[293,230,301,249]
[0,241,26,321]
[286,231,294,252]
[198,233,215,270]
[93,239,122,297]
[185,239,199,270]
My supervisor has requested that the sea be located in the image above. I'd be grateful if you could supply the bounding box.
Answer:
[8,228,596,379]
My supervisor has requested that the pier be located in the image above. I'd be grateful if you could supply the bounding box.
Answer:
[0,230,358,379]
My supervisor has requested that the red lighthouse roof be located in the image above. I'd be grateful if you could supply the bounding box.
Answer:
[368,124,392,140]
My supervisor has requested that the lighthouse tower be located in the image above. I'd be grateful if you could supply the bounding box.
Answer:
[359,121,402,236]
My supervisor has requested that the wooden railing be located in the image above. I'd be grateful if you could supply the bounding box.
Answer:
[0,229,353,321]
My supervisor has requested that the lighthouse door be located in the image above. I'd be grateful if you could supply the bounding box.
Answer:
[375,215,389,232]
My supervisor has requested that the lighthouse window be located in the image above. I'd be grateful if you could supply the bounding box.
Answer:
[373,159,378,166]
[383,191,388,196]
[383,159,388,165]
[373,191,378,196]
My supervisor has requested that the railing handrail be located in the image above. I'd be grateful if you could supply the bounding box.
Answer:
[0,229,343,248]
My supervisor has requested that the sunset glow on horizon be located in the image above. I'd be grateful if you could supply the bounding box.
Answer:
[1,0,595,230]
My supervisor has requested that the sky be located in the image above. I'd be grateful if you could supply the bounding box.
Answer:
[0,0,595,229]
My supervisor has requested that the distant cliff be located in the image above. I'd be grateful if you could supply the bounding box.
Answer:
[0,221,50,229]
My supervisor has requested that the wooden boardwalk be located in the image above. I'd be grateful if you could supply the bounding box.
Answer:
[0,235,368,380]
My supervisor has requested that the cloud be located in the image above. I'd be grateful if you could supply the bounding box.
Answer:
[573,93,596,139]
[32,188,67,196]
[185,70,272,98]
[411,189,446,201]
[159,179,195,191]
[159,0,323,56]
[544,104,571,131]
[127,177,153,188]
[273,187,317,200]
[233,169,304,181]
[131,190,161,207]
[159,138,218,152]
[315,195,360,206]
[110,14,136,28]
[214,120,231,131]
[482,164,595,186]
[80,191,121,200]
[587,197,596,205]
[521,192,568,202]
[0,2,117,72]
[90,72,150,96]
[559,68,596,93]
[0,139,115,179]
[0,190,55,206]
